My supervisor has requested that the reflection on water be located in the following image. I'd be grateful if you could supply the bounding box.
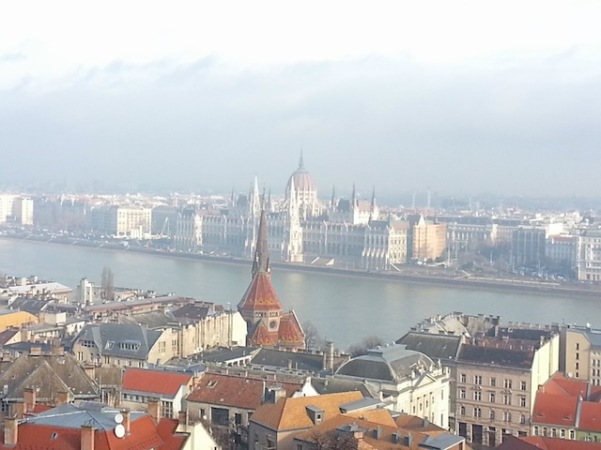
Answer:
[0,239,596,348]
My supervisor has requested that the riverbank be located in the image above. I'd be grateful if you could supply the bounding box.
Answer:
[2,234,600,299]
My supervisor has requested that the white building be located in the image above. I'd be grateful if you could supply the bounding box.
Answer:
[333,344,450,429]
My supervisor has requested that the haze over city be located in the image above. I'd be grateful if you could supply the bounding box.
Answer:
[1,1,600,198]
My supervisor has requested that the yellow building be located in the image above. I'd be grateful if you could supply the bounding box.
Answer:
[408,215,447,262]
[0,310,38,332]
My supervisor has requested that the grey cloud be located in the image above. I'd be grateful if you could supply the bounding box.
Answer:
[1,52,600,197]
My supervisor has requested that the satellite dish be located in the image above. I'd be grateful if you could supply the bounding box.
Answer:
[114,413,123,424]
[114,424,125,439]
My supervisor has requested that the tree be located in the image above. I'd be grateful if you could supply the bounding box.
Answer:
[308,430,358,450]
[303,321,323,351]
[101,266,115,301]
[347,335,385,358]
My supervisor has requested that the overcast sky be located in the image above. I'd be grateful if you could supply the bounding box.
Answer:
[1,1,600,199]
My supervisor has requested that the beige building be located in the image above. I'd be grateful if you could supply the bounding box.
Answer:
[577,230,601,281]
[106,206,152,237]
[455,331,559,447]
[0,195,33,225]
[561,324,601,384]
[408,215,447,262]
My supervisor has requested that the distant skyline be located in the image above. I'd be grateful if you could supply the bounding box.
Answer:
[1,1,600,197]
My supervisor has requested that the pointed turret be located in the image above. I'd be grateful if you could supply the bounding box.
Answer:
[251,209,270,276]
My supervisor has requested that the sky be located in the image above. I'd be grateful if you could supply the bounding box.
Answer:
[1,1,600,199]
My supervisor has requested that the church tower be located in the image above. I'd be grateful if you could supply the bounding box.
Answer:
[237,209,305,350]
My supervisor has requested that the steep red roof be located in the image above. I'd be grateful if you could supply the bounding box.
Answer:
[186,372,302,411]
[122,368,192,397]
[250,321,279,347]
[532,392,578,426]
[544,373,589,397]
[238,272,284,312]
[579,402,601,432]
[277,311,305,348]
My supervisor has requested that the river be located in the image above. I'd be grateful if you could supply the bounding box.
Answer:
[0,239,598,349]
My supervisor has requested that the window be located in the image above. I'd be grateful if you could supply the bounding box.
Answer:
[162,401,173,419]
[560,429,566,438]
[520,381,527,391]
[576,353,580,360]
[460,373,467,383]
[534,426,539,436]
[474,407,482,418]
[504,411,512,423]
[474,391,481,401]
[504,395,511,405]
[490,393,495,403]
[490,410,495,420]
[520,415,526,425]
[490,377,496,387]
[577,343,580,350]
[474,375,482,385]
[570,430,575,439]
[460,406,466,416]
[504,379,512,389]
[520,397,526,407]
[459,389,466,399]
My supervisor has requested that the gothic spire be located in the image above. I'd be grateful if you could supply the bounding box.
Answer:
[252,209,270,276]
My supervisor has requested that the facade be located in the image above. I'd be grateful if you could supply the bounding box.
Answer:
[546,234,579,277]
[407,215,447,262]
[455,332,559,447]
[561,325,601,383]
[0,195,33,225]
[577,230,601,281]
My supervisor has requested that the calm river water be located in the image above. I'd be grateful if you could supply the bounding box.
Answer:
[0,239,598,349]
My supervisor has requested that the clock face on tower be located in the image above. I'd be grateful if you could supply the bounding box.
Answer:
[269,320,277,329]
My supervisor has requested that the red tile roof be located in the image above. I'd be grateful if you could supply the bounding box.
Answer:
[499,435,601,450]
[579,401,601,432]
[532,392,578,426]
[277,311,305,347]
[0,414,166,450]
[238,272,284,312]
[186,372,302,411]
[122,368,192,397]
[250,321,279,347]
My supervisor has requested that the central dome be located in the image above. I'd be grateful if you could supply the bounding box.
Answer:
[286,154,316,193]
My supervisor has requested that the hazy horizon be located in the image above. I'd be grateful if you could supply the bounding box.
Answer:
[1,2,600,199]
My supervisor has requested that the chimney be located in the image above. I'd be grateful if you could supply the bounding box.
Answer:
[12,402,25,419]
[323,341,335,371]
[4,416,18,446]
[178,410,188,427]
[29,346,42,356]
[80,424,94,450]
[23,387,36,412]
[148,398,161,422]
[265,387,286,404]
[122,409,131,434]
[54,390,71,406]
[52,345,65,356]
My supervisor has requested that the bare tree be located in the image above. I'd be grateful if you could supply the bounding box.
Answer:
[308,430,357,450]
[303,321,323,351]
